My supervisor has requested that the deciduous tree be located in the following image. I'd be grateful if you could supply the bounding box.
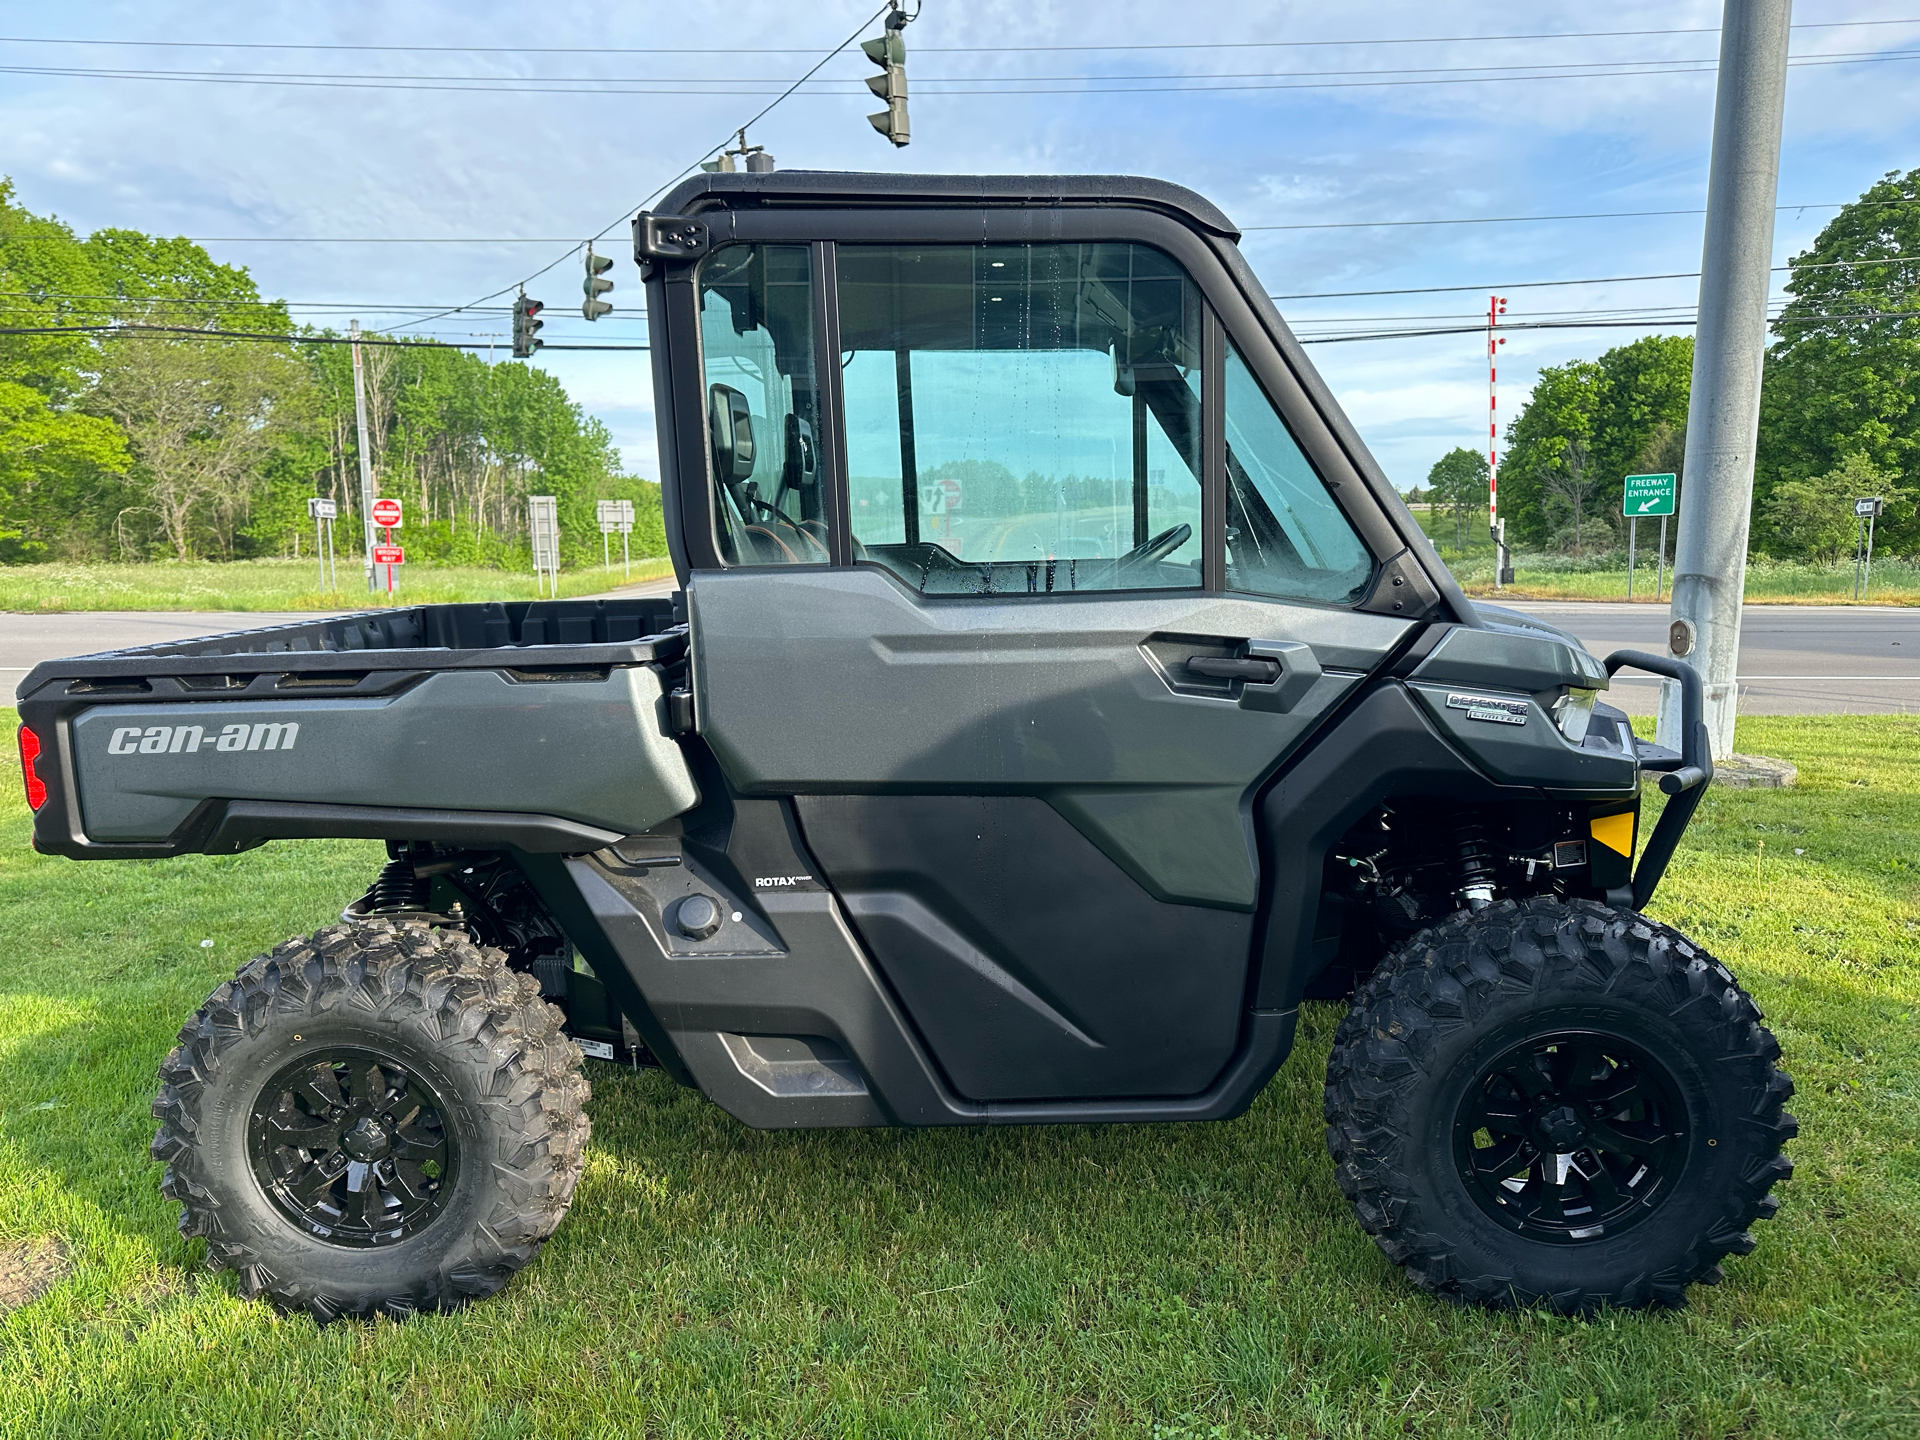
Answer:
[1757,167,1920,555]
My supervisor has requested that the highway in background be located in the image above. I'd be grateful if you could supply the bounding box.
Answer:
[5,595,1914,715]
[1496,601,1917,715]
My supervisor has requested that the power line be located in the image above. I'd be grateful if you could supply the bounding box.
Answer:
[2,196,1903,247]
[1294,307,1920,345]
[1268,250,1920,301]
[0,55,1789,84]
[387,3,894,336]
[0,16,1912,55]
[11,299,1911,354]
[1242,197,1920,231]
[0,322,648,350]
[6,251,1910,326]
[7,50,1918,97]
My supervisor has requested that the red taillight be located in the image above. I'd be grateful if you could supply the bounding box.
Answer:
[16,725,46,811]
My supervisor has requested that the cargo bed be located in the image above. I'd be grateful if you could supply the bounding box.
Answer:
[14,598,699,860]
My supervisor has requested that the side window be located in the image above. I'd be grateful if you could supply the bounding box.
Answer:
[837,243,1202,594]
[1223,343,1374,604]
[698,245,832,565]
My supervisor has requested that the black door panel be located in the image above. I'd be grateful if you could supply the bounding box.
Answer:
[796,794,1251,1100]
[691,567,1411,909]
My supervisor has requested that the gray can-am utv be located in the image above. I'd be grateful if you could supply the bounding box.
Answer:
[14,172,1792,1322]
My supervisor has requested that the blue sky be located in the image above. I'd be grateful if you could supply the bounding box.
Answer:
[4,1,1918,491]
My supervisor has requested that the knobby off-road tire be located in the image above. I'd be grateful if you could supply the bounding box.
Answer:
[151,921,590,1321]
[1324,897,1795,1314]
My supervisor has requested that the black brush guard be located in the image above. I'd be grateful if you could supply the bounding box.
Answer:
[1604,650,1712,910]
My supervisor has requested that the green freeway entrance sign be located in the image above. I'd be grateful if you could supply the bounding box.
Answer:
[1623,472,1677,517]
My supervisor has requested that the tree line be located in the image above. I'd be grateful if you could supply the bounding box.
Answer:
[0,178,663,569]
[1421,168,1919,562]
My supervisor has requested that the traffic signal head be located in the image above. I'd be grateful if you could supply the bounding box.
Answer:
[582,249,614,322]
[861,9,909,147]
[511,294,545,358]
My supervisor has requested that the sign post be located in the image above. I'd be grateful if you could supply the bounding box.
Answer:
[1622,473,1677,602]
[306,497,338,593]
[370,498,403,596]
[1854,496,1884,601]
[596,499,635,579]
[529,495,561,597]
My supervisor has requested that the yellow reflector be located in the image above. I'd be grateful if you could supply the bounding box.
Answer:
[1591,811,1635,856]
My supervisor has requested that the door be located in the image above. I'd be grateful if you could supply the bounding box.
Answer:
[686,236,1413,1102]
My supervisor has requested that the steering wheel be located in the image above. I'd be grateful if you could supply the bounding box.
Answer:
[1118,523,1191,572]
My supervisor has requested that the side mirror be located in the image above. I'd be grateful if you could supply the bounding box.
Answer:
[709,384,756,483]
[783,414,816,489]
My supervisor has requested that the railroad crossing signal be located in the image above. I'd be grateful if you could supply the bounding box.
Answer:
[1622,472,1676,517]
[582,248,614,321]
[511,293,545,358]
[863,5,910,147]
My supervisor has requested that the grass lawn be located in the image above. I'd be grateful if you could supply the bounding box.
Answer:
[1408,506,1920,605]
[0,558,676,613]
[0,712,1915,1437]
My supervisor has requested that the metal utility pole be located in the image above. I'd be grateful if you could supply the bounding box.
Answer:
[350,320,379,593]
[1658,0,1792,761]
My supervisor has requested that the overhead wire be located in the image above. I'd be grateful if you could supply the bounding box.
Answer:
[0,322,648,351]
[1267,251,1920,301]
[5,49,1919,97]
[10,301,1915,351]
[3,197,1909,246]
[4,250,1912,325]
[387,1,894,336]
[0,16,1913,55]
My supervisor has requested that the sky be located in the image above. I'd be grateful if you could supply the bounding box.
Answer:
[4,0,1919,492]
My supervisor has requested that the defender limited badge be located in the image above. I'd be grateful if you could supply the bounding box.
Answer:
[1445,694,1528,727]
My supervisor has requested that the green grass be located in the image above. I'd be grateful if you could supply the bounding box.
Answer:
[1409,506,1920,605]
[0,558,676,613]
[0,712,1915,1437]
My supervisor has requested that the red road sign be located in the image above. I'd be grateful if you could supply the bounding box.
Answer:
[372,544,404,565]
[371,498,402,528]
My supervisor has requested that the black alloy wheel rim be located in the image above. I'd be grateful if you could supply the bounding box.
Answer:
[247,1047,457,1247]
[1452,1029,1690,1245]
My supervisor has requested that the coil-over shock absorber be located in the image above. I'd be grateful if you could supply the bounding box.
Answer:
[1451,814,1499,911]
[349,842,436,920]
[363,855,431,913]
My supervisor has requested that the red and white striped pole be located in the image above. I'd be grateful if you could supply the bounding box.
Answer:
[1487,294,1508,587]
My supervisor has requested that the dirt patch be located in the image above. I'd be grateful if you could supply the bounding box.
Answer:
[0,1236,70,1313]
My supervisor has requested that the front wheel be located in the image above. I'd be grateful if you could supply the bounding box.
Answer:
[151,922,590,1321]
[1324,898,1794,1313]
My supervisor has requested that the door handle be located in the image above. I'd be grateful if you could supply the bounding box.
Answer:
[1241,640,1323,714]
[1185,655,1281,683]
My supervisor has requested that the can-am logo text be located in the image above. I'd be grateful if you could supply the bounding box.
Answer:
[107,722,300,755]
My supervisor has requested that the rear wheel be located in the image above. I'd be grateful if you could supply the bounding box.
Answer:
[1323,898,1794,1313]
[152,921,590,1321]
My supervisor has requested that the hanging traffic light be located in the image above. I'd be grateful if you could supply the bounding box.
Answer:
[862,6,910,147]
[511,293,545,358]
[582,248,614,322]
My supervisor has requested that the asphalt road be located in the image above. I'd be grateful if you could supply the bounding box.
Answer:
[5,596,1914,715]
[1496,601,1918,715]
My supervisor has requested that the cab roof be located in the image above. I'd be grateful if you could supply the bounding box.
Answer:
[651,171,1242,241]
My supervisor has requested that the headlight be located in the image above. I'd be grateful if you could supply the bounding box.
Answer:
[1554,687,1599,744]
